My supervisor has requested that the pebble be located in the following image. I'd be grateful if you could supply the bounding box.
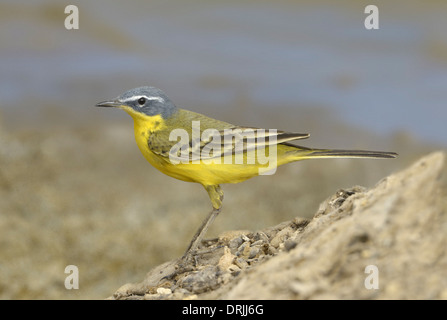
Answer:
[156,287,172,295]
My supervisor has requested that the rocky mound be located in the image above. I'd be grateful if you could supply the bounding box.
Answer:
[111,152,447,299]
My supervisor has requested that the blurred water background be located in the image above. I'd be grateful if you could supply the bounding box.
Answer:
[1,0,447,145]
[0,0,446,299]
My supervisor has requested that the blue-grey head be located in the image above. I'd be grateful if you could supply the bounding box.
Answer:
[95,86,177,119]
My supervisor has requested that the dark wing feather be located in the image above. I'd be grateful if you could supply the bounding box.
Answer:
[150,125,309,162]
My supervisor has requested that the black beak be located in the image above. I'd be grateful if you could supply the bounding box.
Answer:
[95,100,122,108]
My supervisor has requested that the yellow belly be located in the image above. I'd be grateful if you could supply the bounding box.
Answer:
[130,112,299,186]
[139,149,282,185]
[136,138,295,186]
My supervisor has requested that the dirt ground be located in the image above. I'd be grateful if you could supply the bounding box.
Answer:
[0,111,444,299]
[111,152,447,299]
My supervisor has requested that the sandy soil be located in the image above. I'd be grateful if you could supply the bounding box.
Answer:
[112,152,447,300]
[0,116,443,299]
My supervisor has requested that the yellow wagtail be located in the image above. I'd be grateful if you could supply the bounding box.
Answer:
[96,86,397,263]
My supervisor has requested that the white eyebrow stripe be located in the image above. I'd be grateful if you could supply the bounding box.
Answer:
[121,95,165,103]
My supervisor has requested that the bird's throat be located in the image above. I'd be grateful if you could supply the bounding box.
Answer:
[128,110,165,133]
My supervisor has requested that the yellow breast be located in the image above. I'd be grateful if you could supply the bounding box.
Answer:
[128,111,169,167]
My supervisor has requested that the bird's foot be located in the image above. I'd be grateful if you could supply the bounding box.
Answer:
[160,251,198,282]
[160,243,224,283]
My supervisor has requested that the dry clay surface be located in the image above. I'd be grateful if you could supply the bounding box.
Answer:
[111,152,447,300]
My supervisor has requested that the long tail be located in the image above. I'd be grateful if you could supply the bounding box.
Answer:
[297,148,398,160]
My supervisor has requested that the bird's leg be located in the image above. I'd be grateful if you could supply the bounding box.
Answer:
[183,185,223,258]
[183,207,221,258]
[162,185,223,281]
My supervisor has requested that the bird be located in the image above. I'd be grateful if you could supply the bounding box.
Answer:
[95,86,397,268]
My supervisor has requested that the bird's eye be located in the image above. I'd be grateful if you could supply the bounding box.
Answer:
[137,97,146,106]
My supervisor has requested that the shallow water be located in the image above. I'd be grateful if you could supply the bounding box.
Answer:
[1,0,446,145]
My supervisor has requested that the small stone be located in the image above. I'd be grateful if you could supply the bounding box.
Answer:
[227,264,241,274]
[251,239,266,247]
[267,245,277,255]
[248,246,260,259]
[270,225,294,248]
[284,239,297,251]
[156,287,172,295]
[229,236,244,251]
[218,246,236,271]
[236,241,250,257]
[178,266,220,294]
[242,243,251,257]
[252,231,269,243]
[234,257,249,269]
[218,230,251,243]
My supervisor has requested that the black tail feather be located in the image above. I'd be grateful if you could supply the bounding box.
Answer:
[302,149,398,159]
